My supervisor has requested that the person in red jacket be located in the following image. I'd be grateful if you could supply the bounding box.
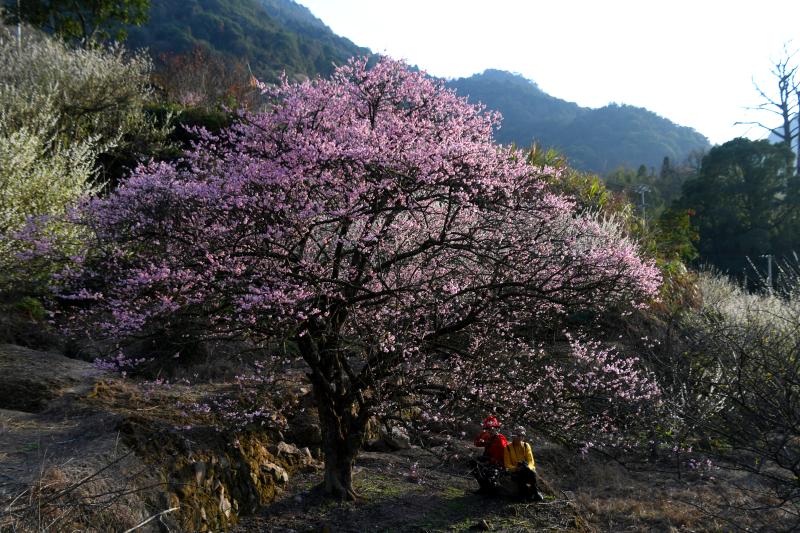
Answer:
[470,415,508,494]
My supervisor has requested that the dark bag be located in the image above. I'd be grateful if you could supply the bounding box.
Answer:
[470,458,503,491]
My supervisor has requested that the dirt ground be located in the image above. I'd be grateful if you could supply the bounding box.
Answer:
[2,343,795,532]
[236,444,585,533]
[236,436,795,533]
[0,345,163,532]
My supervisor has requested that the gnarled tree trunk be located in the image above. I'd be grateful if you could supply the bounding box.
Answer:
[312,373,369,500]
[300,331,371,500]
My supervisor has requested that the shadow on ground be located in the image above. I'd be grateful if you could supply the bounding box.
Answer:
[237,448,584,532]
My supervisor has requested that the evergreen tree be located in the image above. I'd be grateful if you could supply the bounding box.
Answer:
[678,138,795,275]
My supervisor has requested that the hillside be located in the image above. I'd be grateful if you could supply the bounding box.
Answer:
[125,0,368,82]
[448,70,710,174]
[0,342,765,532]
[123,2,708,174]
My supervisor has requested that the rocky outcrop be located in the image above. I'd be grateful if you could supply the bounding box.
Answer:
[285,408,322,450]
[365,423,413,452]
[119,417,321,532]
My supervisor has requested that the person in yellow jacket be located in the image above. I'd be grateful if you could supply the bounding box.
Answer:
[503,426,544,502]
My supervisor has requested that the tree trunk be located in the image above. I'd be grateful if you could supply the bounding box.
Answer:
[296,325,371,500]
[314,388,366,500]
[320,421,358,500]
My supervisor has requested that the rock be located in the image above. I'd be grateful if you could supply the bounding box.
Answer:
[459,422,483,439]
[423,418,449,433]
[363,438,392,452]
[219,485,232,519]
[270,441,318,470]
[275,441,300,456]
[364,416,382,441]
[285,413,322,447]
[0,344,100,412]
[193,461,207,484]
[261,461,289,484]
[427,435,451,447]
[119,418,301,531]
[299,446,313,461]
[384,426,411,450]
[364,424,412,451]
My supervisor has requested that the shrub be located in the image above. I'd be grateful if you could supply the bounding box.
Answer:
[646,269,800,515]
[0,127,97,298]
[0,24,171,182]
[0,24,171,300]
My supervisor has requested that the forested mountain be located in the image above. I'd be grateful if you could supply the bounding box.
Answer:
[125,0,368,82]
[123,1,708,175]
[448,70,710,174]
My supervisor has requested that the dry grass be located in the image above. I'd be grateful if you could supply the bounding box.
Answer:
[575,481,710,532]
[0,450,163,533]
[555,455,795,532]
[0,413,78,434]
[0,413,35,433]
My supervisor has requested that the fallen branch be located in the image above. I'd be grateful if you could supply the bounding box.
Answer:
[123,506,179,533]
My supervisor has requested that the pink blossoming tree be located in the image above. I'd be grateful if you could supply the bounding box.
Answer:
[56,57,661,499]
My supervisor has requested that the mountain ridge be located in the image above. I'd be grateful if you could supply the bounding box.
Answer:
[126,0,710,174]
[447,69,710,173]
[125,0,368,82]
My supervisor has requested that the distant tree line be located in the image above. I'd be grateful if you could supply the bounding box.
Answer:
[603,47,799,286]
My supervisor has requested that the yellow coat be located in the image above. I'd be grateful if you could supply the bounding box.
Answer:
[504,441,535,471]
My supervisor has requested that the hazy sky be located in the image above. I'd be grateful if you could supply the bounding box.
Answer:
[294,0,800,145]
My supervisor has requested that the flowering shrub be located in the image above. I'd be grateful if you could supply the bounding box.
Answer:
[0,24,167,153]
[0,127,98,297]
[46,56,660,499]
[91,351,150,376]
[411,332,660,452]
[633,268,800,514]
[0,25,170,298]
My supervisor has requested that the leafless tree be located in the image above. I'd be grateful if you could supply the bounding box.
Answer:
[737,44,799,176]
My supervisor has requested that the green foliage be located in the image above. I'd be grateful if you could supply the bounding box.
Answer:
[525,143,705,292]
[526,143,612,212]
[125,0,368,83]
[0,125,97,296]
[677,138,798,276]
[0,25,168,294]
[14,296,46,320]
[448,70,710,175]
[2,0,150,43]
[0,24,170,167]
[654,208,698,263]
[604,154,699,223]
[0,127,97,234]
[145,102,238,157]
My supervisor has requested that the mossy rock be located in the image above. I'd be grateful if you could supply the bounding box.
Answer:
[119,417,296,531]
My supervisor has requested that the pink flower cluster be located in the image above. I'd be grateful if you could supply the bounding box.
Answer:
[42,56,661,448]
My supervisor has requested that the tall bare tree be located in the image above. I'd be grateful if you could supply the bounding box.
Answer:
[737,45,799,177]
